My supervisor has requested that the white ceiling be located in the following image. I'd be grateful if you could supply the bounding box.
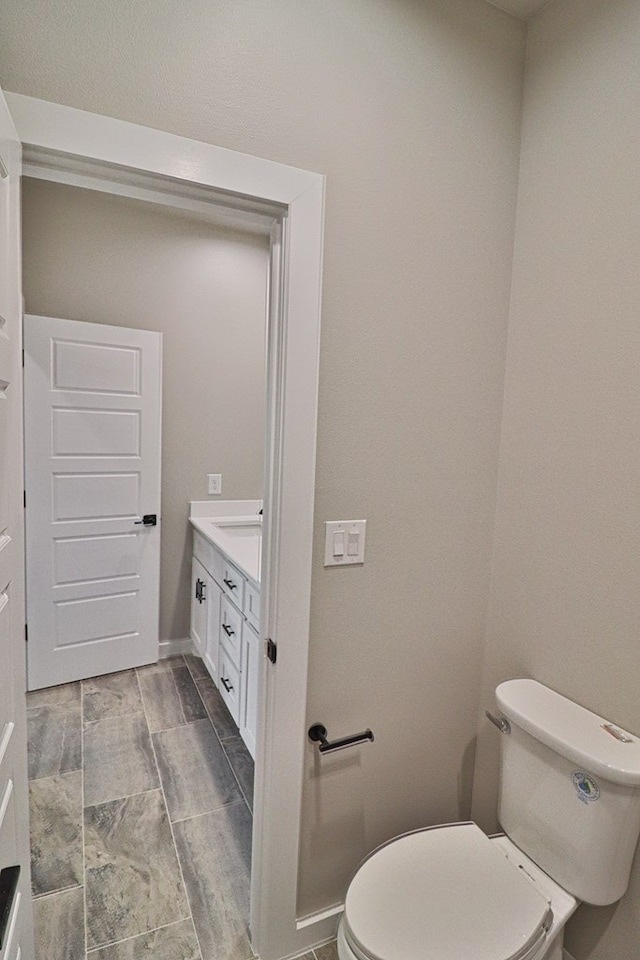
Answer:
[484,0,553,19]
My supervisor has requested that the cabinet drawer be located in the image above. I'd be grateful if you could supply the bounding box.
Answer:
[244,581,260,632]
[218,648,240,725]
[192,531,223,582]
[221,558,244,608]
[219,595,242,666]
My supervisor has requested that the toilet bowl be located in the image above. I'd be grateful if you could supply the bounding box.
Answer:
[336,680,640,960]
[337,823,577,960]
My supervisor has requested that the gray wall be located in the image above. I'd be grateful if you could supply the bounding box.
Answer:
[1,0,526,919]
[22,179,268,642]
[471,1,640,958]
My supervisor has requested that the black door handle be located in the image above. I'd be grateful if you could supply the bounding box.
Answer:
[134,514,157,526]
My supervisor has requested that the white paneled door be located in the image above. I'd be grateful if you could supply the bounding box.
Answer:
[0,90,35,959]
[24,315,162,689]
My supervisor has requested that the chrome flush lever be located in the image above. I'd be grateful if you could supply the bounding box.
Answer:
[602,723,634,743]
[486,710,511,734]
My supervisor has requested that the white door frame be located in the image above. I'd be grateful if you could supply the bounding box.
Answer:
[7,92,328,960]
[0,87,35,960]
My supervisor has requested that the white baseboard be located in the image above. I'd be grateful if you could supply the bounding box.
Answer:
[158,637,193,659]
[296,902,343,929]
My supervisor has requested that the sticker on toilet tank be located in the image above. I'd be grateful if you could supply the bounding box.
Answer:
[572,772,600,803]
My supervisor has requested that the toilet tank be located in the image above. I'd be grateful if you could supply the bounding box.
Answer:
[495,679,640,905]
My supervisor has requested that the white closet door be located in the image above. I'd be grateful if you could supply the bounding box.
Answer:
[0,87,34,960]
[24,314,162,688]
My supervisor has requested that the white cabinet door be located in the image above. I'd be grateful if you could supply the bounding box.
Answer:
[0,87,34,959]
[241,621,260,759]
[24,314,162,688]
[190,557,208,655]
[190,555,221,684]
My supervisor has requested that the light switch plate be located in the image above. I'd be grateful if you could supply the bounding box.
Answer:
[207,473,222,495]
[324,520,366,566]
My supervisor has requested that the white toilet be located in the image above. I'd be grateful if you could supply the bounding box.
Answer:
[337,679,640,960]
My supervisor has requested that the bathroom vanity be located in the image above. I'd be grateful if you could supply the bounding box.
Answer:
[189,501,262,758]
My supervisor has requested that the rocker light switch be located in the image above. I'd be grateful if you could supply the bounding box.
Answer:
[324,520,366,566]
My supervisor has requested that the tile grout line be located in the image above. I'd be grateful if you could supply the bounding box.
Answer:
[85,916,195,955]
[186,657,254,818]
[199,687,254,814]
[26,701,79,714]
[82,707,148,729]
[196,701,251,809]
[135,654,192,734]
[27,766,82,786]
[142,718,208,736]
[146,750,205,960]
[170,796,247,826]
[183,654,208,685]
[196,681,237,752]
[219,737,253,816]
[26,698,82,784]
[135,672,159,736]
[138,667,205,960]
[135,653,186,673]
[193,699,237,744]
[169,663,188,727]
[83,785,164,812]
[32,879,83,901]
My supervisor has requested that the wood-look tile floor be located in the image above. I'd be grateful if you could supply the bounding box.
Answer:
[27,654,256,960]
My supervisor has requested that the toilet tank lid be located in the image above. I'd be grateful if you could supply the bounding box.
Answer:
[496,679,640,787]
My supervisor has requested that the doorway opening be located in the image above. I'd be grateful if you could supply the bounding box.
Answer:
[22,179,271,959]
[9,91,329,960]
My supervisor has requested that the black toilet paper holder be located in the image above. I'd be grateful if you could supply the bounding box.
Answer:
[308,723,374,755]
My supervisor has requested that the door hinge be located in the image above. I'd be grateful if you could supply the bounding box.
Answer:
[25,624,28,643]
[265,638,277,664]
[23,491,26,509]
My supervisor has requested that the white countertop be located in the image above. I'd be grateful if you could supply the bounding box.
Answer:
[189,500,262,585]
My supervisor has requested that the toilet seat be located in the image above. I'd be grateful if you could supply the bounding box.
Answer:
[342,822,553,960]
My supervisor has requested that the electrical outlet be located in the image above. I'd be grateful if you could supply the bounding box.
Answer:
[207,474,222,495]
